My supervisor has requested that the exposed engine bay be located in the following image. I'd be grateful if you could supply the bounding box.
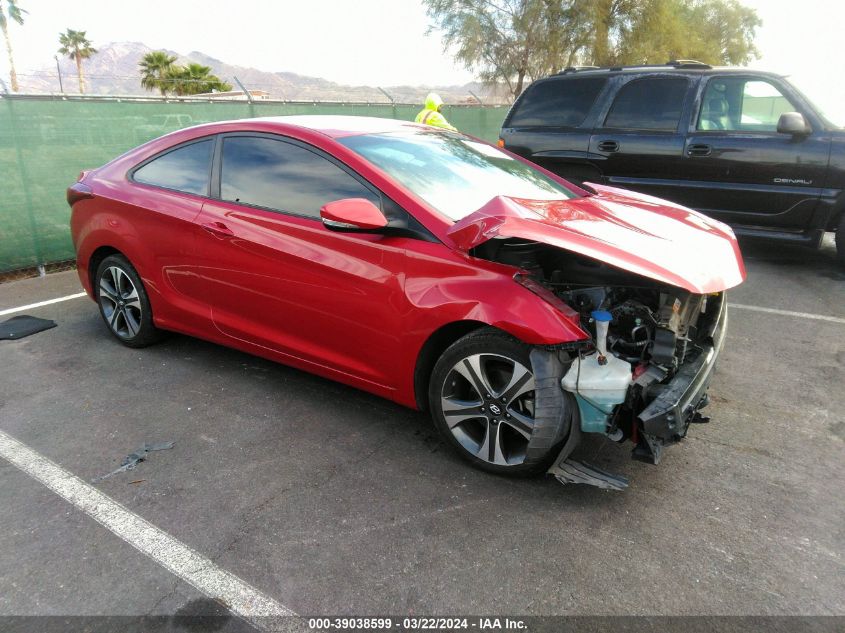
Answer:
[473,238,727,468]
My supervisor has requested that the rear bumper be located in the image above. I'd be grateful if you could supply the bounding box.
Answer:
[637,294,728,441]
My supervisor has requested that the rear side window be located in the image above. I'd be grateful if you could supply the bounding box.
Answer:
[604,77,689,131]
[220,136,379,218]
[508,77,607,127]
[133,139,213,195]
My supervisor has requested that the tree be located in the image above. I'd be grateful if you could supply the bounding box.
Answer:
[595,0,761,66]
[58,29,97,94]
[424,0,760,99]
[139,50,177,96]
[424,0,593,100]
[0,0,26,92]
[167,63,232,96]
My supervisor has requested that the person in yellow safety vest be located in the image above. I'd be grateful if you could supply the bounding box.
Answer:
[415,92,457,131]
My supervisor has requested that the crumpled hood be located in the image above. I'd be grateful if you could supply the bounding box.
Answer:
[446,183,746,294]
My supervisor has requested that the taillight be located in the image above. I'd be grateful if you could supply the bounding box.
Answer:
[67,182,93,207]
[497,138,505,148]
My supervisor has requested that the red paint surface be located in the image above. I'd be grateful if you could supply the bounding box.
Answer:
[70,116,745,409]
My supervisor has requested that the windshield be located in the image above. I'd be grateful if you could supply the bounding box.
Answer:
[338,130,578,221]
[786,76,845,129]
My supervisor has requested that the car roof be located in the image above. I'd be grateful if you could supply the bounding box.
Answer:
[241,115,423,138]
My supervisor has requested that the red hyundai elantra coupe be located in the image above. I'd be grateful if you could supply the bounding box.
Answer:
[69,116,745,486]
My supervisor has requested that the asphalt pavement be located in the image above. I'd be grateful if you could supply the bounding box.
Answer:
[0,235,842,626]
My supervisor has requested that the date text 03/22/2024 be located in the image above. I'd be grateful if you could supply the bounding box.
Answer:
[307,617,528,630]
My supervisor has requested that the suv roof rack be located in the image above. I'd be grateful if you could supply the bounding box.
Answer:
[667,59,713,69]
[559,65,600,74]
[555,59,713,75]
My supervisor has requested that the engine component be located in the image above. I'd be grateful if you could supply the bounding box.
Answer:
[651,327,678,368]
[561,311,633,434]
[593,309,612,364]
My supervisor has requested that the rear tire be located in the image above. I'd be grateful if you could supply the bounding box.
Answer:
[95,254,163,348]
[428,328,570,476]
[836,214,845,267]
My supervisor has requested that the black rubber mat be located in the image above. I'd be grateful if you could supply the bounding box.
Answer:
[0,315,57,340]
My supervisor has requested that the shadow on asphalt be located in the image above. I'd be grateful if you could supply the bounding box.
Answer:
[738,235,844,280]
[149,328,633,508]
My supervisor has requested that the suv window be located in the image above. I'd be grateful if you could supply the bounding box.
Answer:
[698,77,797,132]
[220,136,379,218]
[133,139,213,195]
[508,77,606,127]
[604,77,689,131]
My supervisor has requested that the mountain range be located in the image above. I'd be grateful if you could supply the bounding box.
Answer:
[16,41,511,104]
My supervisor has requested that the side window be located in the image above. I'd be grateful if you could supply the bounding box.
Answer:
[604,77,689,131]
[508,77,607,127]
[133,139,213,195]
[698,77,797,132]
[220,136,379,218]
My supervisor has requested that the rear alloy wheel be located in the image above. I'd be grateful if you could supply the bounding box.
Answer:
[429,329,562,476]
[95,255,162,348]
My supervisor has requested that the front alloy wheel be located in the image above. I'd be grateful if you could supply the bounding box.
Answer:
[441,353,536,466]
[430,328,569,476]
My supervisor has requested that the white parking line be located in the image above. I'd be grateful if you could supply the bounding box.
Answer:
[0,429,296,628]
[729,303,845,325]
[0,292,87,317]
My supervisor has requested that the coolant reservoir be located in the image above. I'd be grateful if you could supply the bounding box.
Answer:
[561,311,633,434]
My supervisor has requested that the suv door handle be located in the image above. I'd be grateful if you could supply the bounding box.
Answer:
[201,221,234,237]
[687,143,712,157]
[598,140,619,153]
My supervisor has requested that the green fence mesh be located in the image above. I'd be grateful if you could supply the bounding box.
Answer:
[0,97,508,273]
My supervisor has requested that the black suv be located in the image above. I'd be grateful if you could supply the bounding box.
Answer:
[499,61,845,264]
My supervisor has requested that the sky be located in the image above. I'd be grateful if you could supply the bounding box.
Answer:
[1,0,844,109]
[0,0,475,87]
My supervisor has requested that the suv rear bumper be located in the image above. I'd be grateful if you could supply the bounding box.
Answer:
[637,295,728,442]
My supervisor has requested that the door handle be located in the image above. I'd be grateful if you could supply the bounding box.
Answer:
[201,221,234,237]
[687,143,712,157]
[598,140,619,153]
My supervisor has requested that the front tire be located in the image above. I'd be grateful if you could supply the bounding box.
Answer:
[95,254,163,348]
[836,214,845,267]
[428,328,568,476]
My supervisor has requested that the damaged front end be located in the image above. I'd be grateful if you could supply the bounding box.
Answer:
[502,241,729,467]
[550,276,728,466]
[448,190,745,486]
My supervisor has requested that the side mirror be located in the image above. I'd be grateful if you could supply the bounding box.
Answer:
[777,112,810,135]
[320,198,389,232]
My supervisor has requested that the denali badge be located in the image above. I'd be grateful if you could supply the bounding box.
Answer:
[774,177,813,185]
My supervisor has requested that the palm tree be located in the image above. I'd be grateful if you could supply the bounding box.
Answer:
[169,63,232,96]
[0,0,26,92]
[58,29,97,94]
[139,50,177,96]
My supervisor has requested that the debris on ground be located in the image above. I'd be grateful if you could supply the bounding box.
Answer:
[550,458,630,491]
[91,442,174,483]
[0,315,57,340]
